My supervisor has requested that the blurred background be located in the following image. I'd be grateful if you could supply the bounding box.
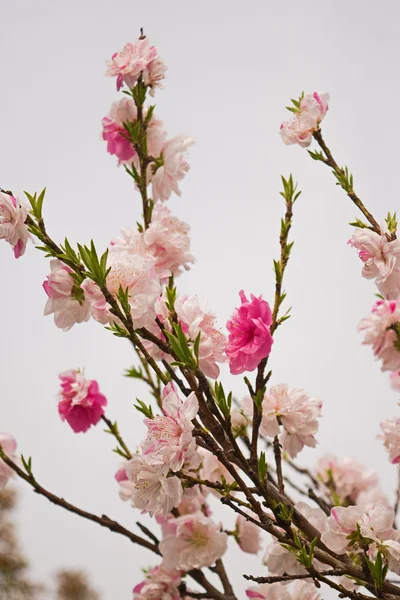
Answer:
[1,0,400,597]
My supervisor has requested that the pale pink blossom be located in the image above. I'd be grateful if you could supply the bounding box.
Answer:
[102,98,166,165]
[199,449,234,495]
[143,385,199,472]
[226,291,273,375]
[133,565,181,600]
[0,433,19,488]
[43,259,90,331]
[115,463,135,502]
[230,408,251,437]
[0,191,29,258]
[358,504,395,543]
[291,581,321,600]
[391,371,400,391]
[236,514,262,554]
[143,204,194,281]
[125,456,183,517]
[349,228,400,299]
[358,299,400,372]
[261,384,322,458]
[178,486,207,515]
[175,296,227,378]
[379,418,400,464]
[151,136,195,202]
[321,505,363,554]
[82,253,161,329]
[280,92,329,148]
[160,513,228,570]
[106,38,166,93]
[316,454,378,504]
[58,370,107,433]
[246,582,291,600]
[357,487,389,512]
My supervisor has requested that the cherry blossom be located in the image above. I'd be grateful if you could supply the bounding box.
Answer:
[199,449,234,495]
[133,565,181,600]
[142,385,199,472]
[226,291,273,375]
[316,454,378,504]
[0,191,29,258]
[43,259,90,331]
[151,136,195,202]
[125,456,183,517]
[291,581,321,600]
[0,433,19,488]
[246,582,291,600]
[260,384,322,458]
[280,92,329,148]
[160,512,228,570]
[358,299,400,371]
[115,463,135,502]
[379,417,400,464]
[106,38,166,93]
[349,228,400,299]
[321,505,363,553]
[58,370,107,433]
[236,513,262,554]
[391,371,400,391]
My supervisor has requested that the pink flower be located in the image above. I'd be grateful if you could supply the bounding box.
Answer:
[358,504,395,543]
[160,512,228,570]
[178,486,207,515]
[43,259,90,331]
[379,418,400,464]
[226,291,273,375]
[349,228,400,299]
[151,136,195,202]
[280,92,329,148]
[143,204,195,281]
[106,38,166,93]
[0,433,19,488]
[261,384,322,458]
[291,581,321,600]
[115,463,135,502]
[142,385,199,472]
[58,370,107,433]
[0,191,29,258]
[236,514,262,554]
[358,299,400,372]
[175,296,227,378]
[125,455,183,517]
[321,505,363,554]
[246,583,291,600]
[82,253,161,329]
[199,449,234,495]
[102,98,166,165]
[133,565,181,600]
[391,371,400,391]
[316,454,378,504]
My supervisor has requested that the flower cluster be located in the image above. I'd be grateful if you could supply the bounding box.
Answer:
[106,37,167,94]
[226,291,273,375]
[0,191,29,258]
[258,383,322,458]
[133,565,181,600]
[358,299,400,372]
[280,92,329,148]
[58,370,107,433]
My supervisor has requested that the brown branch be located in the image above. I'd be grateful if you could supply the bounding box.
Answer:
[273,435,284,494]
[243,569,344,584]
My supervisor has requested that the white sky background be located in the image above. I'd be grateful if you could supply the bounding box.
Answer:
[1,0,400,597]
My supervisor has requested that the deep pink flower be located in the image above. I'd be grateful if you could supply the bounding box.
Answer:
[58,370,107,433]
[0,191,29,258]
[226,291,273,374]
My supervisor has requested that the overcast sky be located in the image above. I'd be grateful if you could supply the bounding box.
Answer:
[1,0,400,598]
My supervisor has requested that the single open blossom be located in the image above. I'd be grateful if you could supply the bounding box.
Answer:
[199,449,234,495]
[246,582,291,600]
[280,92,329,148]
[82,253,161,329]
[142,385,199,472]
[349,228,400,299]
[0,191,29,258]
[0,433,19,488]
[260,384,322,458]
[160,512,228,570]
[58,370,107,433]
[236,514,262,554]
[379,418,400,464]
[151,136,195,202]
[316,454,378,505]
[291,581,321,600]
[106,38,166,93]
[125,456,183,517]
[321,505,363,553]
[358,299,400,372]
[226,291,273,375]
[133,565,181,600]
[43,259,90,331]
[102,98,166,165]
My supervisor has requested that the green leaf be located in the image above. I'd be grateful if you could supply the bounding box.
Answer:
[124,366,143,378]
[134,399,154,419]
[258,451,267,482]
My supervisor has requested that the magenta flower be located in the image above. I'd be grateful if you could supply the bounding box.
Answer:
[226,291,274,375]
[58,370,107,433]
